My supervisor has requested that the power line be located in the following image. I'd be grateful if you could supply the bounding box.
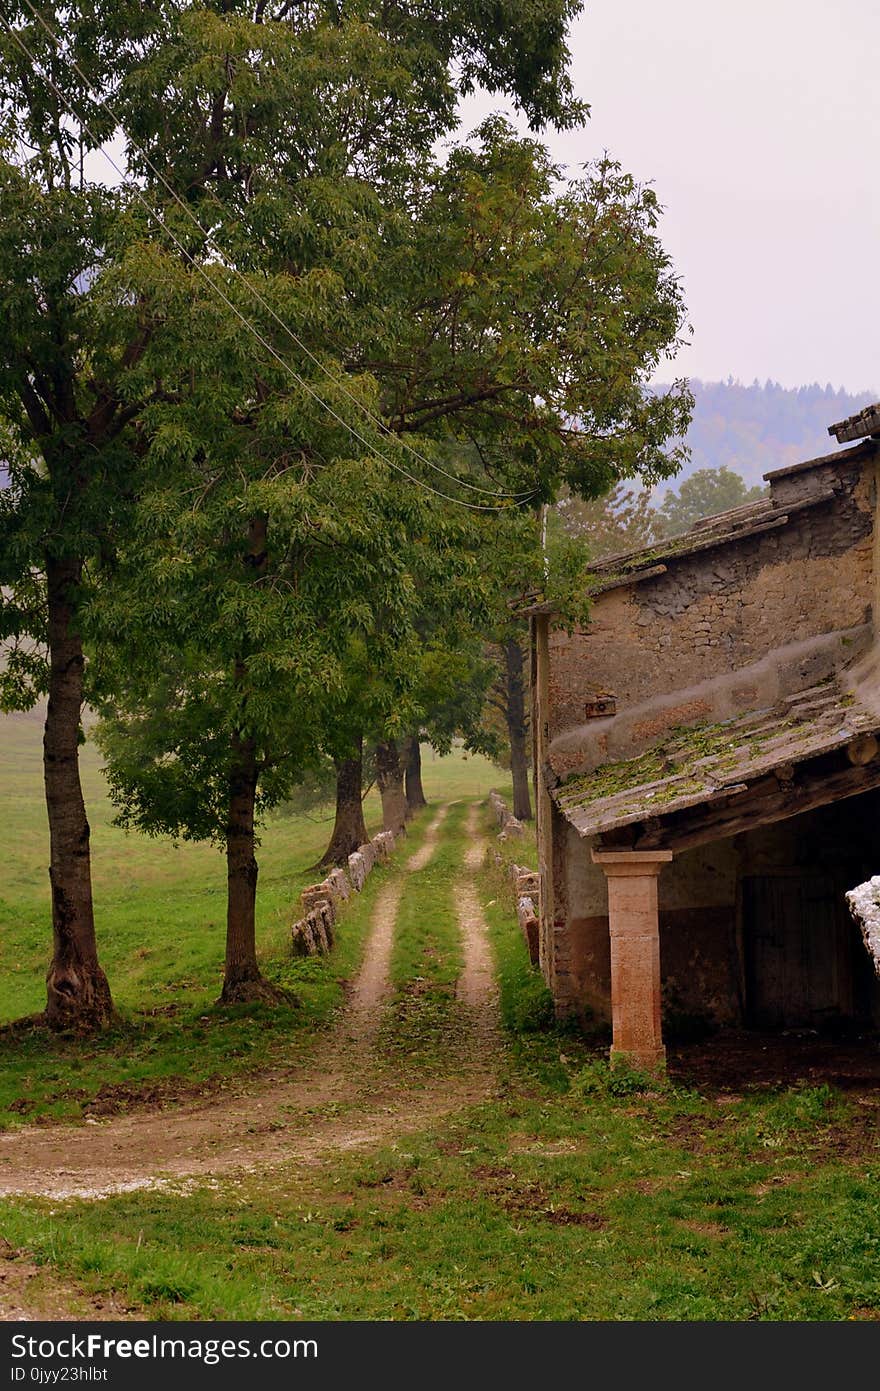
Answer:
[1,16,515,515]
[17,0,537,504]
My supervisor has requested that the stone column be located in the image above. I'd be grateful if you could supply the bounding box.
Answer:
[591,849,673,1071]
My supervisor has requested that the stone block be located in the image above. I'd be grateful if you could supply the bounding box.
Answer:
[305,908,326,954]
[515,869,540,901]
[327,867,351,902]
[301,884,336,926]
[348,852,366,892]
[318,903,335,951]
[516,896,540,966]
[290,918,310,957]
[499,816,525,840]
[358,842,376,872]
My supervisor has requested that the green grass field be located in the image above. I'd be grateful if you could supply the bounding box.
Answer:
[0,711,511,1123]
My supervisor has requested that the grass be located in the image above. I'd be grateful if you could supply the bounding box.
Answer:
[381,799,470,1066]
[390,801,468,992]
[0,711,511,1126]
[3,730,876,1321]
[1,801,877,1322]
[1,1052,877,1318]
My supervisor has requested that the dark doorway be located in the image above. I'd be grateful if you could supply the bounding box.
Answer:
[742,873,856,1028]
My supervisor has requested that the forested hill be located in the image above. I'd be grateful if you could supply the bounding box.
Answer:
[657,379,878,491]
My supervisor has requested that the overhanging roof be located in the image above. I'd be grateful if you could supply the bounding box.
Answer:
[552,678,880,851]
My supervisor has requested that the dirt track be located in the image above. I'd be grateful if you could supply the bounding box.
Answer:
[0,804,500,1209]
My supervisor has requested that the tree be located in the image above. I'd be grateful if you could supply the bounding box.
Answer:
[0,5,166,1029]
[93,441,440,1002]
[553,482,658,560]
[359,124,692,505]
[655,466,767,538]
[0,0,599,1025]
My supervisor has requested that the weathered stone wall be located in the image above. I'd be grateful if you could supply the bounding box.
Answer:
[487,788,526,841]
[545,453,876,779]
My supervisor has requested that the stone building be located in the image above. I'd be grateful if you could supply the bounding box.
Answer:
[530,404,880,1068]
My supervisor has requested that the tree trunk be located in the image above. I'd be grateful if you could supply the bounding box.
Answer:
[403,734,427,813]
[505,635,533,822]
[221,733,279,1004]
[319,739,367,867]
[376,738,407,834]
[43,555,113,1031]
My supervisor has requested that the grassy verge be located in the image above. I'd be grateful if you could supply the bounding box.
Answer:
[0,837,391,1128]
[380,800,469,1066]
[1,1060,877,1319]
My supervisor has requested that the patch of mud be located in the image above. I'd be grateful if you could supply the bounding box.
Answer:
[676,1219,728,1239]
[668,1030,880,1092]
[470,1165,605,1228]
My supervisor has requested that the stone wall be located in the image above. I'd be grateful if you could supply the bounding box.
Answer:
[290,829,397,957]
[487,788,526,841]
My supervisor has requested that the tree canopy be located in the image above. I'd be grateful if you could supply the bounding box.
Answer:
[0,0,691,1026]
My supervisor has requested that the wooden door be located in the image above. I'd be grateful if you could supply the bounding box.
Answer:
[742,873,853,1027]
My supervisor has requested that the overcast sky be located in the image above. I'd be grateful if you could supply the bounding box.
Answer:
[460,0,880,394]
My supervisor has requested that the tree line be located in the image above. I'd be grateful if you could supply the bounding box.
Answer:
[0,1,690,1032]
[654,378,876,492]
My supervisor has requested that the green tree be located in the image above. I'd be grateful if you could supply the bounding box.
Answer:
[0,0,595,1027]
[0,4,166,1029]
[655,466,767,538]
[553,482,659,560]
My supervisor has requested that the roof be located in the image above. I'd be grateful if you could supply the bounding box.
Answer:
[577,438,875,599]
[583,491,829,597]
[828,402,880,444]
[519,437,877,616]
[552,677,880,841]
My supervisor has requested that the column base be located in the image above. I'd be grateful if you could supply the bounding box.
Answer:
[610,1044,666,1073]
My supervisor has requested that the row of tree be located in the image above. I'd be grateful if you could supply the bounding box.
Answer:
[0,1,690,1032]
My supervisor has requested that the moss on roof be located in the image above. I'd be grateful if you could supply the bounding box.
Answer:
[555,714,804,811]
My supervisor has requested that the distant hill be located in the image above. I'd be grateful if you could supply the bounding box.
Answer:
[655,379,878,493]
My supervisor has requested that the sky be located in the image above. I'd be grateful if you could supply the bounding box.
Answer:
[458,0,880,395]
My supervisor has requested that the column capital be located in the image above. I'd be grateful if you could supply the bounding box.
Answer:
[592,849,673,877]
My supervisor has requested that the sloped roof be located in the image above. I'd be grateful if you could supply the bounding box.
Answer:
[581,438,875,599]
[552,678,880,840]
[583,482,849,598]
